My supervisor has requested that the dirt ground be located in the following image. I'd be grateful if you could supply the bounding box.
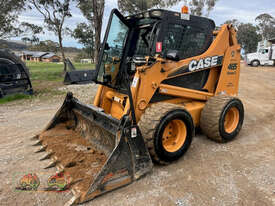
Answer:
[0,64,275,206]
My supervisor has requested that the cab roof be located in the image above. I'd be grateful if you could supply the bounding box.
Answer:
[126,9,216,31]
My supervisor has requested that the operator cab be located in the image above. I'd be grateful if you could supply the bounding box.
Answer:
[95,9,215,91]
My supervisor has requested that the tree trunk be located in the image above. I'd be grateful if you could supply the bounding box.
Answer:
[92,0,104,66]
[94,31,100,65]
[91,48,94,63]
[58,31,67,72]
[94,19,102,65]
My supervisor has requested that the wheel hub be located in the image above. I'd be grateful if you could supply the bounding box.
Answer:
[224,107,240,133]
[162,119,187,153]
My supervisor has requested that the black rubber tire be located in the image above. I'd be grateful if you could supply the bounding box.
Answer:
[251,60,260,67]
[0,88,3,98]
[200,95,244,143]
[138,103,194,165]
[0,49,32,96]
[0,49,29,75]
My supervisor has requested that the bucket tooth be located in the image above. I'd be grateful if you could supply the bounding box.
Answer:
[35,145,47,153]
[44,160,59,169]
[39,151,54,161]
[32,140,43,146]
[30,135,39,141]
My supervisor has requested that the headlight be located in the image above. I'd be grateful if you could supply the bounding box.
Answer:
[150,10,162,17]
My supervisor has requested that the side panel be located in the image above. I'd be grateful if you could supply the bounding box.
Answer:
[202,68,220,93]
[183,101,205,126]
[215,45,241,96]
[148,100,205,127]
[93,25,241,124]
[132,25,231,122]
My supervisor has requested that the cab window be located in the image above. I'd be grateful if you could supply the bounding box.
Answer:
[260,49,269,54]
[163,24,209,59]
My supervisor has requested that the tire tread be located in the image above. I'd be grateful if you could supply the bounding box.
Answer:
[200,95,239,142]
[138,103,186,164]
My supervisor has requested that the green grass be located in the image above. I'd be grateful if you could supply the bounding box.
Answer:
[0,93,31,104]
[26,62,95,82]
[0,61,94,104]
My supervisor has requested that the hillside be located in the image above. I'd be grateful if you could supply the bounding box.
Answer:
[0,40,27,50]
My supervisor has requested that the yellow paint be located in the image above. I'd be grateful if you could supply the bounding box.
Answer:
[224,107,240,133]
[162,119,187,153]
[93,24,240,128]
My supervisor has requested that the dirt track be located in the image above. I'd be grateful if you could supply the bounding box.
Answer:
[0,64,275,206]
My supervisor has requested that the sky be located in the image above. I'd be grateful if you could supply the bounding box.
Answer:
[17,0,275,48]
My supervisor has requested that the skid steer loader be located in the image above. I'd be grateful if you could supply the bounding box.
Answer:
[31,7,244,205]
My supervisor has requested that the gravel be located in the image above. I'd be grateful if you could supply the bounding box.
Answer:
[58,83,99,104]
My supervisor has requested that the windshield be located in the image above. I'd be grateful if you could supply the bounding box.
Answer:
[97,13,129,85]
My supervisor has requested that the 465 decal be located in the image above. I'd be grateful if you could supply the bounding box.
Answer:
[228,63,238,70]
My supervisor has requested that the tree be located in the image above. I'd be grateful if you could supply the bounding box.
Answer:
[29,0,74,71]
[0,0,26,38]
[255,13,275,40]
[188,0,218,17]
[118,0,177,14]
[78,0,105,65]
[28,40,59,52]
[21,36,40,46]
[74,50,91,62]
[118,0,218,16]
[0,0,43,40]
[72,23,95,61]
[20,22,44,45]
[237,23,261,54]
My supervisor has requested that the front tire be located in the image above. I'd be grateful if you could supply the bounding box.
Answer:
[200,95,244,143]
[251,60,260,67]
[139,103,194,164]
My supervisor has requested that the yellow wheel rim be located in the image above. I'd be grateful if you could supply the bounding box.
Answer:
[224,107,240,133]
[162,119,187,153]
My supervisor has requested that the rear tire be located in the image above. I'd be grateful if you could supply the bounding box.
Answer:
[138,103,194,164]
[200,95,244,143]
